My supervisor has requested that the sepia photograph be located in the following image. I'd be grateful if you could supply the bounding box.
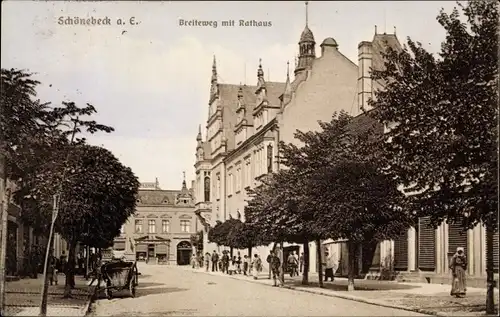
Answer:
[0,0,498,316]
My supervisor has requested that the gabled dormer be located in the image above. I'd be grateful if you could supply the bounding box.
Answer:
[236,85,246,125]
[234,84,253,146]
[253,59,268,114]
[253,59,270,130]
[279,61,293,110]
[208,55,221,122]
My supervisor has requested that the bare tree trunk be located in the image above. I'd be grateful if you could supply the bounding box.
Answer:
[63,239,77,298]
[302,241,309,285]
[316,239,324,288]
[230,247,233,258]
[347,241,356,291]
[485,225,496,314]
[247,247,251,258]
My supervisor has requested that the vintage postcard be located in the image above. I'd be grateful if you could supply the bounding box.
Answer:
[1,0,498,316]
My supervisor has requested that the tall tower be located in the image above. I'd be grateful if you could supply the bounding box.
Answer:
[295,1,316,75]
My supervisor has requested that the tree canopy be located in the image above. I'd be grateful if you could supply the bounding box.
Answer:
[368,0,498,230]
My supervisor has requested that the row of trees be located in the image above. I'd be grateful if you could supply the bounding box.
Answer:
[1,68,140,298]
[208,1,497,312]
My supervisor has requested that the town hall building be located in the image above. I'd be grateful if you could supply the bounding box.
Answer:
[193,2,497,285]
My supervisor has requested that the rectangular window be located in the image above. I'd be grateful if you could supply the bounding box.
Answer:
[236,167,241,192]
[148,220,156,233]
[135,220,143,233]
[162,220,170,233]
[180,220,191,233]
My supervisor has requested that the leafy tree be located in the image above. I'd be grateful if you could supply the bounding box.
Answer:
[208,220,230,247]
[1,68,140,299]
[368,1,497,311]
[279,111,412,291]
[245,171,317,285]
[53,144,139,297]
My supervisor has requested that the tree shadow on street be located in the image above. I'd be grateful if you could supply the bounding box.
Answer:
[135,282,165,288]
[96,287,187,300]
[288,279,420,291]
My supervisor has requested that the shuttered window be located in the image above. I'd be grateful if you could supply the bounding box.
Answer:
[486,228,499,273]
[418,217,436,270]
[394,230,408,270]
[448,222,468,256]
[370,242,381,269]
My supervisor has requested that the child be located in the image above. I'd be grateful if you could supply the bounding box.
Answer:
[48,256,58,285]
[228,257,236,275]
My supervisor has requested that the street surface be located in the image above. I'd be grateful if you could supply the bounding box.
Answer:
[90,263,427,316]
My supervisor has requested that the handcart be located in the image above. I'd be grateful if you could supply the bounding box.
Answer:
[100,260,138,299]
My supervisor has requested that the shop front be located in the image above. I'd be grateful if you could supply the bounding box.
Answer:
[134,235,170,264]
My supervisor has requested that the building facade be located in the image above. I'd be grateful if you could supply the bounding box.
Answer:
[115,177,200,265]
[193,2,498,283]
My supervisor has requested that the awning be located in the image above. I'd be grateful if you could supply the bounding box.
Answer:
[113,241,125,251]
[156,244,168,254]
[135,244,147,253]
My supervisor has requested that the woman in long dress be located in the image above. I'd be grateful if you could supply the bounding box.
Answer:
[251,254,261,280]
[449,247,467,297]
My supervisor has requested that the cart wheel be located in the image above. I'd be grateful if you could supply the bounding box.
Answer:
[129,282,136,298]
[105,288,113,300]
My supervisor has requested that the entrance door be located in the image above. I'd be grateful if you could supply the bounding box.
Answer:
[147,244,155,263]
[176,241,192,265]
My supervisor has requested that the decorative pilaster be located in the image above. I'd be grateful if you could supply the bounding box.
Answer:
[468,227,475,275]
[408,227,416,271]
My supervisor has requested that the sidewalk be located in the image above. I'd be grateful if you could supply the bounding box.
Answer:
[4,274,96,317]
[177,266,498,316]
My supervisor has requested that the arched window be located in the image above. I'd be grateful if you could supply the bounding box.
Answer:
[267,144,273,173]
[204,177,210,202]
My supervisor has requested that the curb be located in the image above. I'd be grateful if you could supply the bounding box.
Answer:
[188,268,445,316]
[82,286,98,316]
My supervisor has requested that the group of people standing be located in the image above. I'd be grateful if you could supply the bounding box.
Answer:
[194,250,264,279]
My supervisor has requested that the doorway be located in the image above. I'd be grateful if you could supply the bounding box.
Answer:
[147,244,155,263]
[176,241,192,265]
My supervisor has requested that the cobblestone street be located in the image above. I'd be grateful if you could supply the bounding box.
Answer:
[90,263,426,316]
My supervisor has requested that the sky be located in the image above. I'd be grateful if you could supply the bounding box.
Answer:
[2,0,460,190]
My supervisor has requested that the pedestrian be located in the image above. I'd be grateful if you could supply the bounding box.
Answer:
[324,250,337,282]
[236,252,242,274]
[48,255,58,285]
[287,251,298,277]
[228,257,236,275]
[191,254,197,269]
[271,251,282,287]
[211,250,219,272]
[449,247,467,298]
[266,250,273,279]
[251,254,262,280]
[204,252,210,271]
[243,255,249,275]
[222,251,230,274]
[299,252,304,273]
[59,251,67,272]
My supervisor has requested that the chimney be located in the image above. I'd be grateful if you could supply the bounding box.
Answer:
[357,41,373,113]
[191,180,195,190]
